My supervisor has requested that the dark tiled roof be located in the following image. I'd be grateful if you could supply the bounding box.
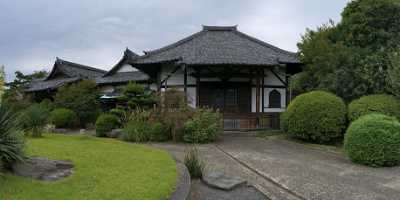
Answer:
[104,48,139,76]
[95,72,149,84]
[132,25,299,66]
[26,58,106,92]
[25,77,80,92]
[45,58,106,80]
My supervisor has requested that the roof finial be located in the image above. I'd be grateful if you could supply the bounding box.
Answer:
[202,25,238,31]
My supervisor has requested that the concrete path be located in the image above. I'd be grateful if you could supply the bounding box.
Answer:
[151,135,400,200]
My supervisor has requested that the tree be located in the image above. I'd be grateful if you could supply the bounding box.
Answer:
[54,80,101,127]
[2,70,47,111]
[6,70,47,90]
[388,51,400,98]
[118,82,157,109]
[296,0,400,101]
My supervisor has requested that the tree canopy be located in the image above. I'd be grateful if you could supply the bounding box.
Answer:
[54,80,101,126]
[295,0,400,101]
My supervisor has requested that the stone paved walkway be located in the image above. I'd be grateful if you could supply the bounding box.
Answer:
[151,134,400,200]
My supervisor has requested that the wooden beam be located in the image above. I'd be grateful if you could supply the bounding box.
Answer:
[160,65,181,85]
[269,68,287,86]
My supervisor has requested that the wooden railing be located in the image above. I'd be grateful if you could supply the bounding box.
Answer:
[222,113,281,130]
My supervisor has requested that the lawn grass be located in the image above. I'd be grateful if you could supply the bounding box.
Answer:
[0,134,177,200]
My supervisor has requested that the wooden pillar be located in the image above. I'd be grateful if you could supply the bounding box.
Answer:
[183,64,188,103]
[157,72,161,92]
[261,68,265,113]
[249,70,253,113]
[196,76,200,108]
[255,69,261,113]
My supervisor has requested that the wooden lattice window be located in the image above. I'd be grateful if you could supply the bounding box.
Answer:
[225,89,238,106]
[269,89,281,108]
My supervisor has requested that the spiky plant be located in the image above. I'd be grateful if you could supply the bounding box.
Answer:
[184,146,204,179]
[0,105,25,167]
[21,104,49,137]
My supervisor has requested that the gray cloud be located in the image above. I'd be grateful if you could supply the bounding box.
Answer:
[0,0,349,81]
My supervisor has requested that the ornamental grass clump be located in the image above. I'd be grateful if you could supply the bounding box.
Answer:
[20,103,49,137]
[282,91,347,143]
[184,147,204,179]
[344,114,400,167]
[348,94,400,122]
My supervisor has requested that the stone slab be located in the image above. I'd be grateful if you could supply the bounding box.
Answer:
[203,171,247,191]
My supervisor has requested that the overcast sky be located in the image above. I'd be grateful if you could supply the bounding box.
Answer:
[0,0,350,81]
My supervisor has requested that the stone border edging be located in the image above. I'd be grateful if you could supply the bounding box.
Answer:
[169,162,191,200]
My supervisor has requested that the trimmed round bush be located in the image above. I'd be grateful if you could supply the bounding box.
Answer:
[348,94,400,122]
[95,114,120,137]
[283,91,347,143]
[49,108,78,128]
[344,114,400,167]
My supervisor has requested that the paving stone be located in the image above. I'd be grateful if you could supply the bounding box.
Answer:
[203,171,247,191]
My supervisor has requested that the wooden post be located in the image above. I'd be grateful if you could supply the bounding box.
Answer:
[256,69,261,113]
[261,68,265,113]
[196,76,200,108]
[183,64,188,103]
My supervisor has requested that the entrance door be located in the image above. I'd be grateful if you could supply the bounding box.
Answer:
[199,82,251,113]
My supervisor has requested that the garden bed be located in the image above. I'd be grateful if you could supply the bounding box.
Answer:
[0,134,177,200]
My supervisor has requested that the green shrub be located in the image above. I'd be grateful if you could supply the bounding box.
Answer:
[20,104,50,137]
[148,122,169,141]
[121,120,169,142]
[280,111,289,133]
[110,108,126,119]
[283,91,347,143]
[49,108,78,128]
[184,147,204,179]
[0,105,25,166]
[344,114,400,167]
[183,108,221,143]
[121,120,149,142]
[95,114,120,137]
[118,82,157,109]
[54,80,101,127]
[348,94,400,122]
[39,99,55,111]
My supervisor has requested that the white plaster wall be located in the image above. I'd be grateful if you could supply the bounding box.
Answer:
[160,65,196,86]
[149,83,158,91]
[251,87,286,113]
[117,64,138,72]
[263,68,286,86]
[264,88,286,112]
